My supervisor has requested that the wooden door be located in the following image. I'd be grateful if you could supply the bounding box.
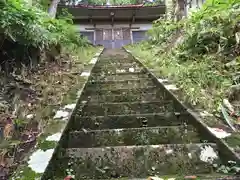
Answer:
[114,28,131,48]
[114,29,123,40]
[113,28,123,48]
[95,29,113,48]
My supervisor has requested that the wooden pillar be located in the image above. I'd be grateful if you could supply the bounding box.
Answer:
[93,24,96,45]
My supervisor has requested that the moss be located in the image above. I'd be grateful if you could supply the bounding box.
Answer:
[38,138,57,151]
[224,133,240,148]
[12,166,41,180]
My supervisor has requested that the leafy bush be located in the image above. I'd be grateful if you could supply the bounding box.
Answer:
[0,0,89,49]
[147,0,240,58]
[127,0,240,112]
[0,0,91,72]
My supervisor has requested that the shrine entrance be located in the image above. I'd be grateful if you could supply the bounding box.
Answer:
[95,28,131,49]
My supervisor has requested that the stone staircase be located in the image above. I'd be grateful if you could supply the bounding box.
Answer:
[41,49,239,180]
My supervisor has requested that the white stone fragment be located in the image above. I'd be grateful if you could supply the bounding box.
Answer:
[26,114,34,119]
[114,129,123,135]
[64,103,76,110]
[46,132,62,142]
[165,84,179,90]
[116,69,126,73]
[199,145,218,164]
[80,72,90,77]
[28,149,54,173]
[77,90,82,98]
[148,177,164,180]
[89,57,98,64]
[207,127,231,139]
[129,67,135,72]
[150,145,159,148]
[188,153,192,159]
[158,78,168,83]
[200,111,214,117]
[165,149,173,154]
[53,110,69,119]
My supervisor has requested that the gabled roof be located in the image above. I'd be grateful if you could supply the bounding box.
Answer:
[58,4,166,21]
[74,4,146,8]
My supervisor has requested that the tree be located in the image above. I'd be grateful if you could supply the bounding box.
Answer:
[48,0,60,18]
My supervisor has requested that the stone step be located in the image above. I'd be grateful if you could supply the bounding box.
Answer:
[94,62,139,68]
[96,60,138,64]
[67,125,201,148]
[61,143,219,179]
[97,58,135,64]
[86,93,158,103]
[82,86,158,97]
[72,112,190,130]
[80,101,176,116]
[86,78,155,90]
[90,71,149,81]
[89,78,152,84]
[92,67,144,74]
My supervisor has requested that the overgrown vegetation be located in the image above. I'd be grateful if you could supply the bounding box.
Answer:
[0,0,100,178]
[128,0,240,114]
[0,0,90,72]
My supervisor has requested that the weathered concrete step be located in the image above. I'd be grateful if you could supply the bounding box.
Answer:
[72,112,190,130]
[91,70,146,76]
[67,125,201,148]
[86,81,155,90]
[90,71,149,81]
[97,58,135,64]
[83,175,240,180]
[82,86,158,97]
[94,62,139,69]
[80,101,176,116]
[62,143,219,179]
[86,93,158,103]
[89,78,152,84]
[92,66,143,73]
[86,78,155,90]
[96,60,137,64]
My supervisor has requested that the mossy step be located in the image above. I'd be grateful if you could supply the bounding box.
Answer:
[92,67,144,74]
[61,143,219,179]
[86,93,158,103]
[91,72,149,81]
[67,125,201,148]
[94,62,139,68]
[72,112,190,130]
[97,58,135,63]
[80,100,177,116]
[89,78,153,84]
[91,71,147,79]
[86,79,155,90]
[82,86,158,97]
[96,60,137,64]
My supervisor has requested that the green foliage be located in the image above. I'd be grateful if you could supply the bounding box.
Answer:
[0,0,89,49]
[127,0,240,112]
[181,0,240,57]
[75,0,163,6]
[109,0,138,5]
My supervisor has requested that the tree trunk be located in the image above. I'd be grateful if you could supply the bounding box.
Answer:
[48,0,60,18]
